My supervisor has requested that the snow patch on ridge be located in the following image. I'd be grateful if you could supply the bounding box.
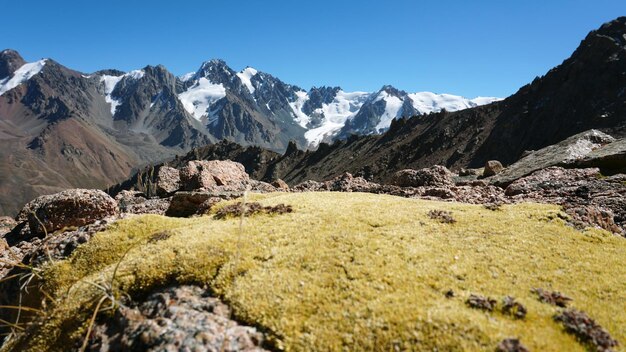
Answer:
[237,67,258,94]
[178,77,226,120]
[408,92,500,114]
[99,69,145,116]
[470,96,502,106]
[289,91,311,127]
[0,59,47,96]
[303,91,370,146]
[100,75,124,115]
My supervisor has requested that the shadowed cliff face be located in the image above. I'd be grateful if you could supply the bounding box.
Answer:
[473,16,626,165]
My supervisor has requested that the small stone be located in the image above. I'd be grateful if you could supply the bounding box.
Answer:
[466,294,496,311]
[554,309,618,352]
[502,296,527,319]
[271,179,290,191]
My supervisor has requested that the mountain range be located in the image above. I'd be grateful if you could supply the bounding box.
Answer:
[0,49,497,215]
[113,16,626,191]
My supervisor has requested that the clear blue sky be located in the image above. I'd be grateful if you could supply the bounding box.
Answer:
[2,0,625,97]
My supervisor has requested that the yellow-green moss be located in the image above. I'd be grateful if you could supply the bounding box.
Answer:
[5,192,626,351]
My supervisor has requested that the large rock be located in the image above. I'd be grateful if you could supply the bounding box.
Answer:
[18,189,118,236]
[179,160,249,192]
[489,130,615,186]
[390,165,454,188]
[156,166,181,196]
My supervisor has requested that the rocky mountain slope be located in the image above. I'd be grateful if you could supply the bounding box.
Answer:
[0,50,494,216]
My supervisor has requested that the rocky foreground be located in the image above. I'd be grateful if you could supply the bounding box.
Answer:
[0,130,624,351]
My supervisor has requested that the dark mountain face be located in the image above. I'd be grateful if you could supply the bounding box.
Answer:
[106,65,214,150]
[473,16,626,165]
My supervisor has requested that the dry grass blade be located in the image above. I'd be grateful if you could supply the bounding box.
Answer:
[0,318,25,331]
[79,295,107,352]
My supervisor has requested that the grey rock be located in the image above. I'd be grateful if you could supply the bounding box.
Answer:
[248,180,278,193]
[27,218,116,266]
[489,130,615,186]
[459,168,480,176]
[320,172,378,192]
[505,167,626,235]
[292,180,323,192]
[114,191,169,215]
